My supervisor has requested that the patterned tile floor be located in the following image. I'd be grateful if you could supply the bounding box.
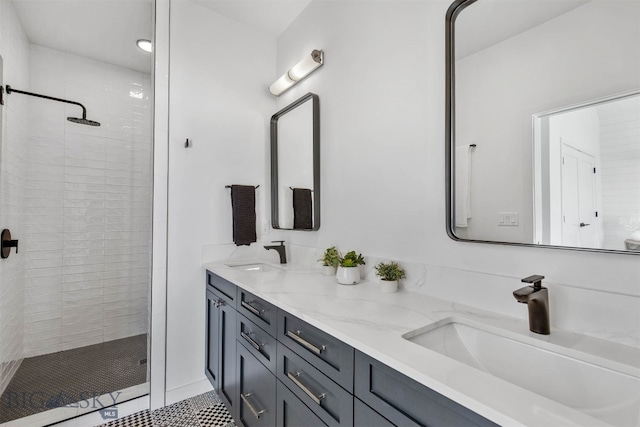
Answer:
[99,391,235,427]
[0,334,148,423]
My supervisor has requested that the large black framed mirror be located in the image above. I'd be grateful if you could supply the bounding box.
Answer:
[446,0,640,254]
[270,92,320,230]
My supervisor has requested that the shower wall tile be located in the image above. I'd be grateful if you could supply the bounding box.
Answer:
[0,0,38,393]
[22,45,152,358]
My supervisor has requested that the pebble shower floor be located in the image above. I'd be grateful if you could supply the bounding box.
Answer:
[99,391,235,427]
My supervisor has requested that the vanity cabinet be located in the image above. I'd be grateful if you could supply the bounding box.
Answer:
[205,270,496,427]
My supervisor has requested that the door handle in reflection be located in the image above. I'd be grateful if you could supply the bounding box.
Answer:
[579,222,591,227]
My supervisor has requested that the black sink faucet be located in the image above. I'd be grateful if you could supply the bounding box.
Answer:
[264,240,287,264]
[513,275,550,335]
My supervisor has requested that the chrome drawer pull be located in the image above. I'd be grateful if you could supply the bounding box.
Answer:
[241,393,266,419]
[287,371,326,405]
[241,300,262,317]
[240,331,262,351]
[286,330,326,355]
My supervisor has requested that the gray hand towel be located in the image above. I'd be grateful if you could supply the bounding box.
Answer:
[230,185,257,246]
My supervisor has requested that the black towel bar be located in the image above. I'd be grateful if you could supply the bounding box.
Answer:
[225,185,259,189]
[289,187,314,192]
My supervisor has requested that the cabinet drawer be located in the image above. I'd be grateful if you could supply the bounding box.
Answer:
[237,313,277,373]
[207,270,237,306]
[354,398,394,427]
[354,351,497,427]
[276,379,327,427]
[237,344,276,427]
[278,310,354,392]
[277,342,353,427]
[237,288,277,336]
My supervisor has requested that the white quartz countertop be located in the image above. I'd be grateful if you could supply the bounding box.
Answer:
[203,261,640,427]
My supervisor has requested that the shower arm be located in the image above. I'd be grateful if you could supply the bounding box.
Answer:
[5,85,88,119]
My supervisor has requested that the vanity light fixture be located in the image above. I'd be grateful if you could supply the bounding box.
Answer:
[269,49,323,96]
[136,39,152,53]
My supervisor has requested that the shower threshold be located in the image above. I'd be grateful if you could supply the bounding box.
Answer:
[0,334,148,424]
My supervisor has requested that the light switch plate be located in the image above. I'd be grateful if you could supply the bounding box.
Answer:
[498,212,519,226]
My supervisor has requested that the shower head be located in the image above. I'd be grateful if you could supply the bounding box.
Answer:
[5,85,101,127]
[67,117,101,126]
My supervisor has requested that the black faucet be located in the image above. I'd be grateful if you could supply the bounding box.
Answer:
[513,275,550,335]
[264,240,287,264]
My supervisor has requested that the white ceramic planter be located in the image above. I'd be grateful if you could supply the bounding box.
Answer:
[321,265,337,276]
[379,280,398,293]
[336,266,360,285]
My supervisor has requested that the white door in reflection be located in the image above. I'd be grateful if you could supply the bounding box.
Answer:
[561,143,598,248]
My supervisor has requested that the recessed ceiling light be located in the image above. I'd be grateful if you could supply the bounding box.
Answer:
[136,39,152,53]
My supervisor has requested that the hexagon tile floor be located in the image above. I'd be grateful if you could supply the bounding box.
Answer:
[0,334,148,423]
[98,391,235,427]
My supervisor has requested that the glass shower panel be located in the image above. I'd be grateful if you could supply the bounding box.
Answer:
[0,0,153,424]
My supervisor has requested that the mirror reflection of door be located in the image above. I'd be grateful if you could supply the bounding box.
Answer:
[560,143,598,248]
[535,92,640,251]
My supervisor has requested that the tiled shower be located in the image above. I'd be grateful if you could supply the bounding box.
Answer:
[0,0,153,423]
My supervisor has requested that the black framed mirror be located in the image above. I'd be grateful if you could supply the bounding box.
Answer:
[270,92,320,230]
[446,0,640,254]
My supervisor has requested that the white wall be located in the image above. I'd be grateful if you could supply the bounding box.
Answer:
[455,0,639,243]
[0,0,29,394]
[271,0,640,343]
[21,45,152,358]
[166,0,275,397]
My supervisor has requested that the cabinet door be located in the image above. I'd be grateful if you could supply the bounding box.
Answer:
[237,344,276,427]
[276,379,327,427]
[205,290,221,389]
[354,351,497,427]
[218,301,237,415]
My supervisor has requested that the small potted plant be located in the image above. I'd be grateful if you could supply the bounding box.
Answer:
[336,250,365,285]
[318,246,341,275]
[374,261,406,293]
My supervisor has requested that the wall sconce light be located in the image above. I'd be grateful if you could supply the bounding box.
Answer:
[269,49,324,96]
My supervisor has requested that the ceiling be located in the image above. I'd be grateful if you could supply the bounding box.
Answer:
[12,0,153,74]
[455,0,589,59]
[191,0,311,36]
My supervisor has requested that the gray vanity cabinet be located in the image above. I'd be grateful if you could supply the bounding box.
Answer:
[354,351,497,427]
[206,270,496,427]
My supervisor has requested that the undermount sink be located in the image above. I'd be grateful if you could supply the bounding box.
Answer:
[403,318,640,427]
[225,262,280,272]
